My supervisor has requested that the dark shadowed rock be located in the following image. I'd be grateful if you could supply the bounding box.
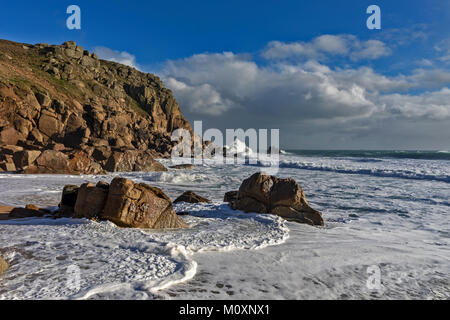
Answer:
[174,191,211,204]
[223,191,238,203]
[57,185,79,217]
[231,172,324,226]
[8,207,46,219]
[101,177,188,229]
[13,150,41,168]
[60,185,79,207]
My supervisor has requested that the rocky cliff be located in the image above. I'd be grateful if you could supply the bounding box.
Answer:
[0,39,192,174]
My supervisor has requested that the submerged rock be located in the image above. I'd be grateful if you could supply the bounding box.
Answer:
[170,164,195,170]
[8,206,47,219]
[101,178,188,229]
[0,256,8,275]
[174,191,211,204]
[230,172,324,226]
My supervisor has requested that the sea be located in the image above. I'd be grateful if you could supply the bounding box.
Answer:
[0,149,449,299]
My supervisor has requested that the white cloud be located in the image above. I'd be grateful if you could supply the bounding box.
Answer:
[434,38,450,64]
[261,34,391,61]
[164,77,232,115]
[349,40,391,61]
[93,46,138,68]
[161,48,450,125]
[379,88,450,120]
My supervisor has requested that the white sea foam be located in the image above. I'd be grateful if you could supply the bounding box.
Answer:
[254,156,450,183]
[0,152,449,299]
[0,199,289,299]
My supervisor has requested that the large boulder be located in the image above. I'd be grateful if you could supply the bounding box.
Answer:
[26,150,69,173]
[0,256,8,276]
[174,191,210,204]
[21,150,104,175]
[38,110,62,138]
[0,127,21,145]
[67,150,105,175]
[74,182,109,219]
[230,173,324,226]
[101,177,187,229]
[105,150,167,172]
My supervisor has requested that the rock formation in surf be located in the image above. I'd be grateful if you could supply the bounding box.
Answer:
[59,177,188,229]
[227,172,324,226]
[2,178,188,229]
[174,191,211,204]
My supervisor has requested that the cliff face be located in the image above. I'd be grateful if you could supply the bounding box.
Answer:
[0,39,192,174]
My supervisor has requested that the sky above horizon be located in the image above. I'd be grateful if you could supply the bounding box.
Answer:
[1,0,449,149]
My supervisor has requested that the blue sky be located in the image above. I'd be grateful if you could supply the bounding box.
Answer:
[1,0,450,149]
[2,0,448,66]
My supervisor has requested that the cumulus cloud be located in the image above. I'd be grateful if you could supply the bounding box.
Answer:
[161,50,450,125]
[93,46,138,68]
[161,53,380,120]
[164,77,232,115]
[379,88,450,120]
[261,34,391,61]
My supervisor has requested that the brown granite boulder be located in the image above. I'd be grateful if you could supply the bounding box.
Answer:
[0,256,8,276]
[105,150,167,172]
[67,150,105,175]
[25,150,69,174]
[174,191,211,204]
[0,127,21,145]
[74,182,109,219]
[101,177,187,229]
[0,205,14,220]
[230,173,324,226]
